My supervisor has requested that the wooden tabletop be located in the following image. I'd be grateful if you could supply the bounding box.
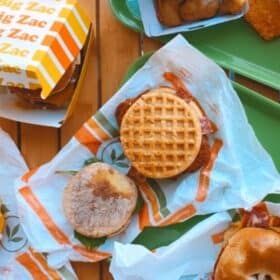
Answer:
[0,1,278,279]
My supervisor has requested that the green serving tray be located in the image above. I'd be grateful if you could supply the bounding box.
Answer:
[122,53,280,249]
[110,0,280,90]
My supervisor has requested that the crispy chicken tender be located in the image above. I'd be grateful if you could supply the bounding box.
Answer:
[155,0,183,27]
[219,0,246,15]
[245,0,280,40]
[179,0,219,22]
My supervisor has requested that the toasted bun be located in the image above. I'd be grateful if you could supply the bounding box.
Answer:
[214,227,280,279]
[63,163,138,238]
[120,88,202,179]
[9,59,78,109]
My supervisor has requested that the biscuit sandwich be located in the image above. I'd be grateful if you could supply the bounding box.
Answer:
[213,204,280,279]
[116,72,217,180]
[63,162,138,238]
[9,55,81,109]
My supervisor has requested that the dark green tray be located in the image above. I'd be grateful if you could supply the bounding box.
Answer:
[123,53,280,249]
[110,0,280,90]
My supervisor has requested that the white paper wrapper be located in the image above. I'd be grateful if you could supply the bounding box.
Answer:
[0,128,77,279]
[138,0,248,37]
[110,212,231,280]
[14,35,280,268]
[110,199,280,279]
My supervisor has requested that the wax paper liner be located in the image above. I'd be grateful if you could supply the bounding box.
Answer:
[14,35,280,266]
[0,128,77,279]
[110,195,280,279]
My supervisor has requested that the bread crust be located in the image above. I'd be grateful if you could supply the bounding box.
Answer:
[120,88,203,179]
[63,163,138,238]
[214,227,280,279]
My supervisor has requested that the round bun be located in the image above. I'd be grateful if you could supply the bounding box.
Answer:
[63,162,138,238]
[9,60,78,109]
[120,87,202,179]
[214,227,280,279]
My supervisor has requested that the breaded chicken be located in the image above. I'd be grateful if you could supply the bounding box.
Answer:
[179,0,219,22]
[219,0,246,15]
[155,0,183,27]
[245,0,280,40]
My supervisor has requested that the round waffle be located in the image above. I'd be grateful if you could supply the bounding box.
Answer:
[120,88,202,179]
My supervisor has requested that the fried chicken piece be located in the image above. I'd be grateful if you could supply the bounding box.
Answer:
[186,136,211,173]
[179,0,219,22]
[155,0,184,27]
[219,0,246,15]
[245,0,280,40]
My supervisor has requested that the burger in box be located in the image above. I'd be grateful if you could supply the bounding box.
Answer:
[0,0,92,126]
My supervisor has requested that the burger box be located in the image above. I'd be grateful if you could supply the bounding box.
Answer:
[138,0,249,37]
[0,0,93,127]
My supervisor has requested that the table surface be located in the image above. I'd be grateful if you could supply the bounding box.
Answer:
[0,1,278,279]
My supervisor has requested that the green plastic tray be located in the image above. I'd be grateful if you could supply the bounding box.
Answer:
[110,0,280,90]
[122,53,280,249]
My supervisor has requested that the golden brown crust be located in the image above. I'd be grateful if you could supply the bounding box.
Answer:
[186,135,210,172]
[120,88,202,179]
[214,227,280,279]
[63,163,138,238]
[179,0,219,22]
[155,0,184,27]
[9,58,78,109]
[219,0,246,15]
[245,0,280,40]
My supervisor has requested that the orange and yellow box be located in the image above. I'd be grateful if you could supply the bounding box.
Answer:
[0,0,93,127]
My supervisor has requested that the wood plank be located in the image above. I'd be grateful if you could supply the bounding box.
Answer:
[20,125,59,168]
[142,35,162,53]
[101,262,113,280]
[0,118,18,144]
[235,75,279,102]
[60,0,98,146]
[72,262,100,280]
[99,0,141,103]
[99,1,140,279]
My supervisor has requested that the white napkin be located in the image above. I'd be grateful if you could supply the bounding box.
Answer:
[0,128,77,279]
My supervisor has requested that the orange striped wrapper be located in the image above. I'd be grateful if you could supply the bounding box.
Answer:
[0,0,91,99]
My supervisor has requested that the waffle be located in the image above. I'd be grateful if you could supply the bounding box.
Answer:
[120,88,202,179]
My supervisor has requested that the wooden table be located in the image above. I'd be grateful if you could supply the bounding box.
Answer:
[0,1,278,279]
